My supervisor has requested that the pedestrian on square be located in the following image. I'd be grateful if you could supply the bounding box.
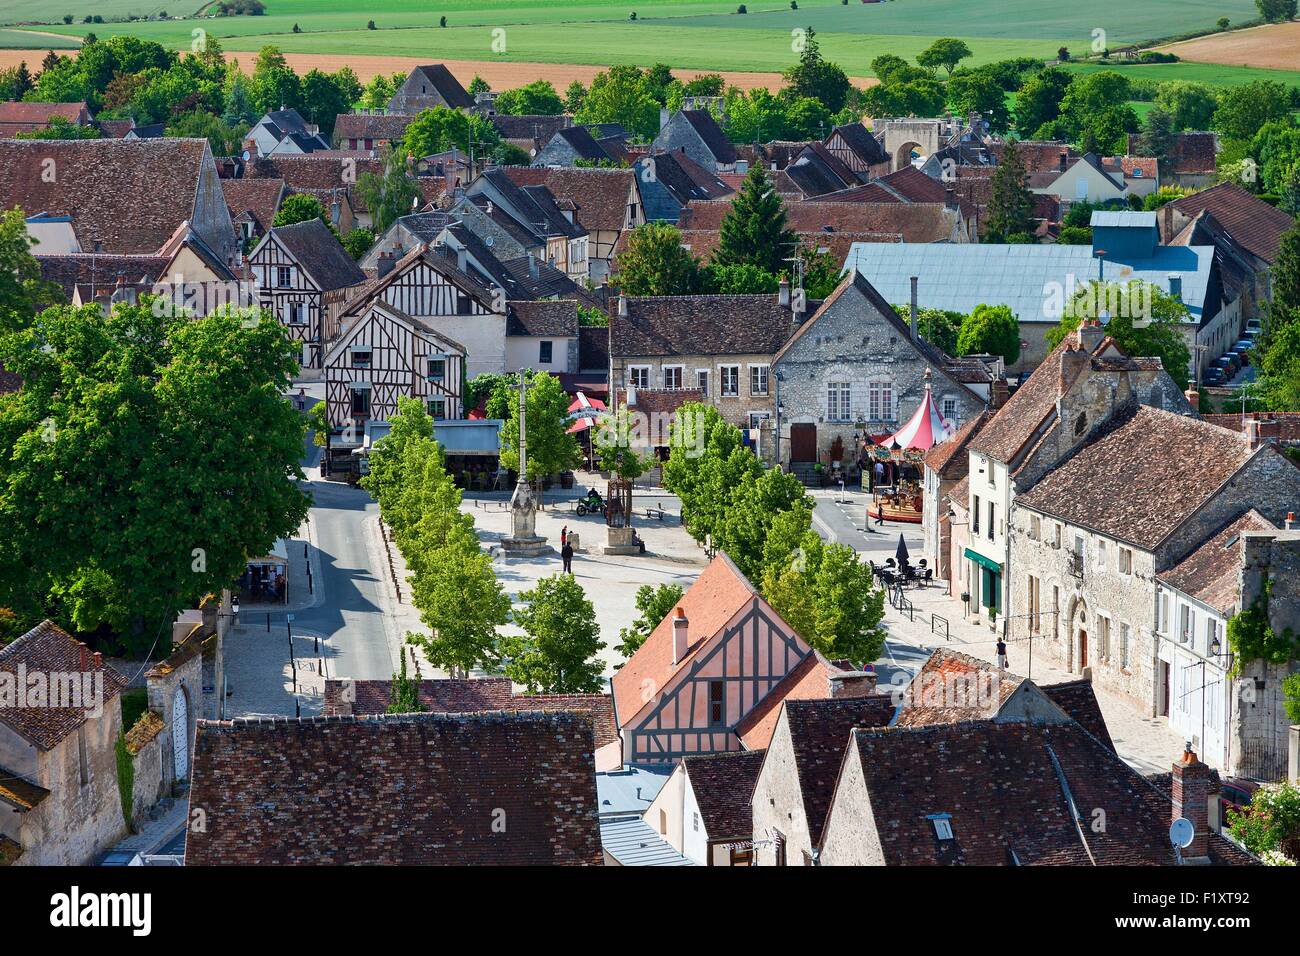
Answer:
[561,525,568,546]
[562,540,574,574]
[996,637,1008,670]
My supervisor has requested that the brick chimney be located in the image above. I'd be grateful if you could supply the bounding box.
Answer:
[1076,317,1104,354]
[1285,511,1295,531]
[617,295,629,318]
[1246,418,1263,450]
[990,377,1010,411]
[93,651,102,668]
[1184,388,1199,411]
[778,276,790,307]
[1059,150,1069,172]
[1171,746,1211,860]
[672,607,689,666]
[828,669,878,698]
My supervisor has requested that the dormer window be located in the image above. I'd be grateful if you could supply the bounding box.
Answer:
[928,814,954,840]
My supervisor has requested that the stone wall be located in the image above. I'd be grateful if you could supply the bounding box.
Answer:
[816,737,884,866]
[750,712,815,866]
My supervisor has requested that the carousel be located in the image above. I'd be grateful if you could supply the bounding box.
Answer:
[866,370,954,524]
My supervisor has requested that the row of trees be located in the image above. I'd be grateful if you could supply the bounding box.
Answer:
[0,209,310,654]
[360,397,606,691]
[662,403,886,665]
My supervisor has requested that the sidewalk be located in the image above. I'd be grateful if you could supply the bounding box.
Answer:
[222,620,328,718]
[879,581,1185,777]
[109,797,189,857]
[238,520,322,614]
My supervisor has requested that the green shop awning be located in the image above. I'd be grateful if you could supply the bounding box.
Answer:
[964,548,1002,573]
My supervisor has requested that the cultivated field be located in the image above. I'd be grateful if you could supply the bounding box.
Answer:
[0,0,1280,81]
[1158,21,1300,72]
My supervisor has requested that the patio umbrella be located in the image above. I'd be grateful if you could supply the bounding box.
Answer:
[895,533,910,565]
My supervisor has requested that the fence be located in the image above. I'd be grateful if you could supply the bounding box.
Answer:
[1236,739,1289,783]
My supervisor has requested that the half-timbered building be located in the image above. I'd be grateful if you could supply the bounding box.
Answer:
[323,300,465,431]
[611,553,816,765]
[249,218,365,371]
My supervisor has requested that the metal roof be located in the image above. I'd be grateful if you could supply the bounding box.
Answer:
[596,764,673,816]
[843,241,1217,326]
[1089,210,1156,228]
[599,816,697,866]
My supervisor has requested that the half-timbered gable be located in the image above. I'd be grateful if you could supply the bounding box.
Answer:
[342,242,507,379]
[612,553,813,764]
[324,300,465,431]
[250,219,365,371]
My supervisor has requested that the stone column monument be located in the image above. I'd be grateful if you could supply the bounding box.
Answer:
[500,370,549,556]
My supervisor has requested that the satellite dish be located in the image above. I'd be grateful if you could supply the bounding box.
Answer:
[1169,817,1195,849]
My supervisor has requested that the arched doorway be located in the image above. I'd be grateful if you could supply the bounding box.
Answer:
[895,141,923,170]
[172,686,189,781]
[1064,594,1088,674]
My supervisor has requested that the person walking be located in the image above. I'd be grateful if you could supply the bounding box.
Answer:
[562,540,574,574]
[995,637,1008,670]
[560,525,568,547]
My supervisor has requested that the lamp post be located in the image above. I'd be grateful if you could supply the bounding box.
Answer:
[774,369,785,468]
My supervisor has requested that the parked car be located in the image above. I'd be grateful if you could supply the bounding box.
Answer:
[1219,776,1260,823]
[1202,367,1225,386]
[1231,340,1254,364]
[1245,318,1263,334]
[1215,354,1240,378]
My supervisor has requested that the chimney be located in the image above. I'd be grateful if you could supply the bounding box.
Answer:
[376,251,396,278]
[1168,273,1182,302]
[93,651,102,668]
[1284,511,1295,530]
[456,245,468,273]
[1171,746,1212,860]
[1059,150,1068,172]
[79,645,90,670]
[1077,317,1104,354]
[909,275,919,342]
[1184,388,1200,411]
[527,252,539,279]
[617,294,628,318]
[828,669,878,699]
[1246,418,1262,450]
[778,276,790,307]
[990,377,1010,410]
[943,184,958,210]
[672,607,689,665]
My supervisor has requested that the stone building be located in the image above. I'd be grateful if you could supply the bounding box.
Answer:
[921,409,991,578]
[386,64,474,114]
[609,287,806,443]
[960,323,1193,623]
[1009,406,1300,775]
[0,622,128,866]
[651,110,738,173]
[771,270,987,471]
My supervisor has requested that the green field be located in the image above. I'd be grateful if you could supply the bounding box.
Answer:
[0,0,1291,86]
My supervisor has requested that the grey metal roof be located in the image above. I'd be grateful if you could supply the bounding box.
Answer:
[1090,210,1156,228]
[599,816,697,866]
[595,764,673,816]
[843,240,1217,327]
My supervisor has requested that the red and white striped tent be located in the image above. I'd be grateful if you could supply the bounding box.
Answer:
[566,391,607,434]
[879,370,952,451]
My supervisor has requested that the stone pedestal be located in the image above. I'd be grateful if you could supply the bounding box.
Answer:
[603,525,640,556]
[501,477,549,557]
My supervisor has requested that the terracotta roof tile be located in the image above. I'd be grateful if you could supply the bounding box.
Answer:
[923,409,991,475]
[611,293,798,357]
[1041,679,1115,752]
[1165,182,1296,264]
[508,299,578,337]
[0,621,127,751]
[332,113,414,144]
[0,138,217,255]
[681,749,765,840]
[0,101,91,134]
[679,198,958,243]
[185,711,602,865]
[1157,509,1273,615]
[503,166,634,233]
[735,651,878,750]
[221,177,285,233]
[1016,406,1257,550]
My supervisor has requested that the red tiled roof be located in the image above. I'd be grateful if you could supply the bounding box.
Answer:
[679,198,957,243]
[0,621,127,751]
[894,648,1021,728]
[735,651,879,750]
[0,101,91,134]
[1157,509,1273,615]
[0,139,216,255]
[1165,182,1296,264]
[922,409,990,476]
[682,749,766,840]
[611,552,762,727]
[1041,678,1115,753]
[502,166,634,233]
[844,720,1184,865]
[185,712,602,865]
[1016,405,1258,550]
[221,177,285,233]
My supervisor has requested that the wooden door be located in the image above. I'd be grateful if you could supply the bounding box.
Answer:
[1079,630,1088,670]
[790,423,817,463]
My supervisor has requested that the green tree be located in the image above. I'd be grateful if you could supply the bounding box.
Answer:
[575,65,658,139]
[594,406,654,481]
[782,27,850,112]
[702,263,780,294]
[662,403,756,547]
[358,72,397,110]
[1214,80,1294,143]
[564,79,587,113]
[1228,780,1300,862]
[386,652,423,713]
[615,583,684,658]
[712,465,811,581]
[1045,281,1193,391]
[408,526,509,678]
[401,105,501,160]
[1013,67,1072,137]
[0,302,309,649]
[1154,81,1218,132]
[273,193,332,229]
[714,163,797,275]
[355,146,421,235]
[1269,219,1300,321]
[894,305,962,354]
[495,79,565,115]
[497,372,583,484]
[503,574,606,693]
[1137,108,1176,164]
[467,75,490,96]
[14,116,101,140]
[305,400,329,447]
[1251,122,1300,194]
[165,110,247,155]
[248,45,301,116]
[1256,0,1298,23]
[984,139,1034,242]
[957,303,1021,366]
[300,68,356,139]
[1057,71,1138,153]
[946,71,1011,133]
[1256,321,1300,411]
[917,37,973,77]
[615,223,702,295]
[341,227,375,261]
[761,532,886,664]
[0,207,60,332]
